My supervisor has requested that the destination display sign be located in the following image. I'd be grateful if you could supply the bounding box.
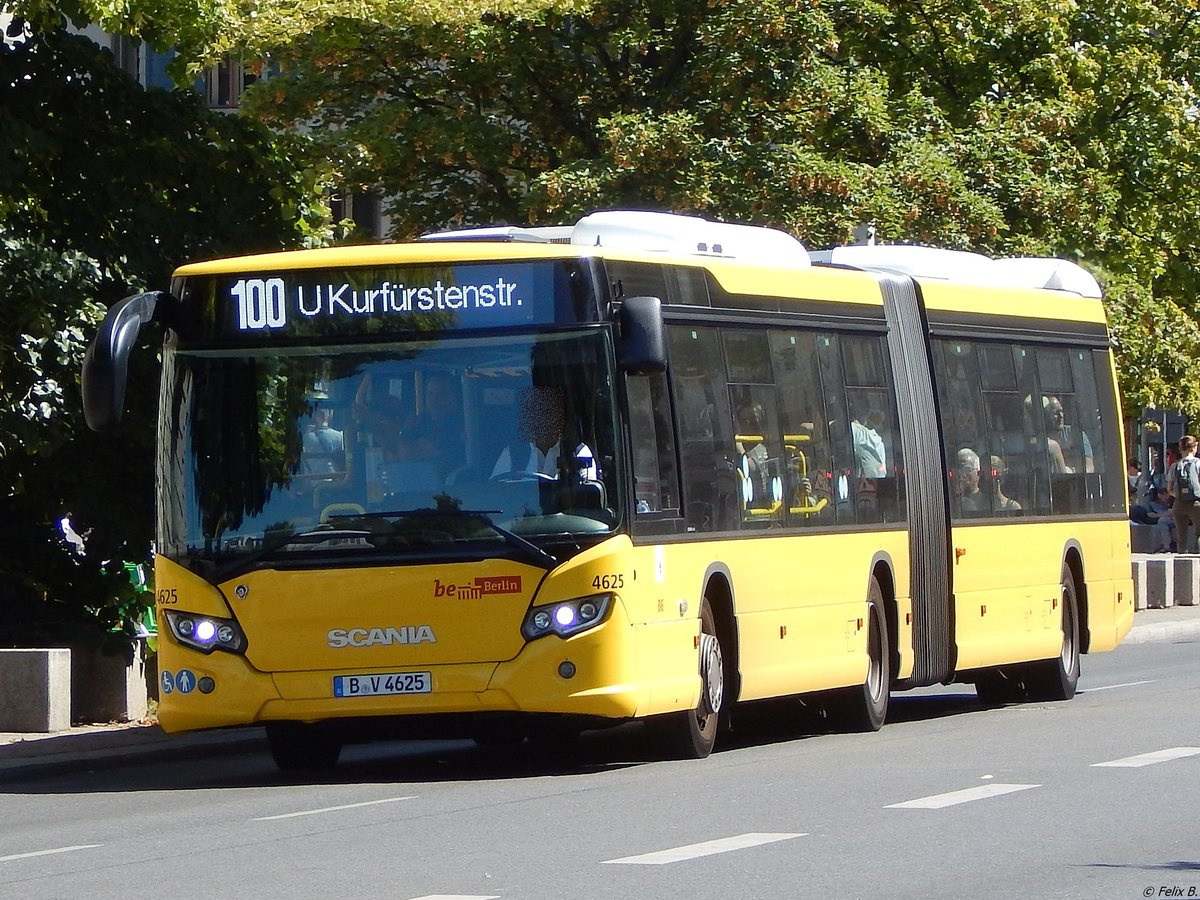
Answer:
[177,260,599,342]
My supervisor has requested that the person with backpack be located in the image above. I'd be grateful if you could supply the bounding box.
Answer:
[1167,434,1200,553]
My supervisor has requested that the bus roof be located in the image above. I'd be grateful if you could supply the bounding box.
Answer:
[174,210,1103,305]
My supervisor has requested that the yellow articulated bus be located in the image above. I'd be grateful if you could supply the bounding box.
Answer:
[83,211,1134,770]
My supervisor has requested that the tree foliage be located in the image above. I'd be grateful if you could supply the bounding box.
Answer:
[3,1,1196,649]
[0,23,328,646]
[240,0,1200,418]
[6,0,585,72]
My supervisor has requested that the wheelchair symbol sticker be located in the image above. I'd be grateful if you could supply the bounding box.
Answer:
[161,670,175,695]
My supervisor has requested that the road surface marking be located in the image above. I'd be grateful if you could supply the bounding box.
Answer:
[886,784,1040,809]
[602,832,806,865]
[0,845,101,863]
[1082,680,1156,692]
[254,796,415,821]
[1092,747,1200,768]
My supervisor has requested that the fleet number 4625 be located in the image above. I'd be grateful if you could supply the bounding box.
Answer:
[592,574,624,590]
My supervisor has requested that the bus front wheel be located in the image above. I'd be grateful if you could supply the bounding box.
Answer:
[266,721,343,772]
[653,598,724,759]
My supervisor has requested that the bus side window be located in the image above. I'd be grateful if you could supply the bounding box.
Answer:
[669,326,737,532]
[841,335,904,524]
[723,329,782,527]
[984,394,1028,515]
[1077,348,1122,514]
[815,333,857,525]
[770,331,834,526]
[935,339,988,519]
[730,384,784,526]
[1034,347,1091,515]
[626,372,678,515]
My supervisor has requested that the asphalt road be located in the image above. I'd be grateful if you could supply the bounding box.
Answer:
[2,634,1197,900]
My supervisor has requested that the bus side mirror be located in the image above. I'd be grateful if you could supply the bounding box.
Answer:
[82,290,173,431]
[617,295,667,375]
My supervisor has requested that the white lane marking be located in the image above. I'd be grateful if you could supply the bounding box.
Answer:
[1082,680,1156,692]
[602,832,805,865]
[0,845,101,863]
[254,796,415,821]
[1092,747,1200,768]
[886,784,1040,809]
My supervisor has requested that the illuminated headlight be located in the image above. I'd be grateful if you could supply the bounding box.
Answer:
[522,593,613,640]
[165,611,246,655]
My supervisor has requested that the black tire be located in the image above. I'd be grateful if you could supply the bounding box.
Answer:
[524,716,582,753]
[652,598,725,759]
[471,729,526,748]
[974,668,1028,705]
[833,579,890,732]
[1025,563,1081,701]
[266,722,343,772]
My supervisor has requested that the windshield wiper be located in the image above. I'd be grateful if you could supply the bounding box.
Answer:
[212,527,373,579]
[331,508,558,570]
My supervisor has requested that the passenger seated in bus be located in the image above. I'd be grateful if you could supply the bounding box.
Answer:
[1027,396,1075,480]
[301,406,344,474]
[989,454,1022,512]
[395,372,465,475]
[1043,395,1093,473]
[956,448,985,512]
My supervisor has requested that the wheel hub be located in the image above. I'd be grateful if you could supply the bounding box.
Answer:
[699,632,723,717]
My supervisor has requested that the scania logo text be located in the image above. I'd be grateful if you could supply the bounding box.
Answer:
[327,626,437,648]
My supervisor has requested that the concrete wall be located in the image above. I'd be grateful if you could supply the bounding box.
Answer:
[0,649,71,732]
[0,643,152,733]
[1132,554,1200,610]
[71,643,150,724]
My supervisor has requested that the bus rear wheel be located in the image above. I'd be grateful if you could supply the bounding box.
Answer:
[833,579,890,732]
[653,598,724,759]
[1025,563,1081,701]
[266,722,343,772]
[974,668,1027,704]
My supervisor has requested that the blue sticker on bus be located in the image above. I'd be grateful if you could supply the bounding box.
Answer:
[161,670,175,695]
[175,669,196,695]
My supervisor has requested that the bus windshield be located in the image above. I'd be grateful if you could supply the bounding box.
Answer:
[158,329,623,572]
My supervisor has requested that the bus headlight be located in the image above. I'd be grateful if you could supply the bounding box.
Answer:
[165,611,247,655]
[522,593,613,640]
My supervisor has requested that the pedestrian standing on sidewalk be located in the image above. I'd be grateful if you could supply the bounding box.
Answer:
[1167,434,1200,553]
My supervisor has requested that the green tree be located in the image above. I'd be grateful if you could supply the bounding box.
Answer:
[6,0,585,74]
[0,22,327,646]
[238,0,1200,418]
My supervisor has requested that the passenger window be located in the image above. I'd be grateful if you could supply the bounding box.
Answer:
[1079,349,1123,514]
[841,335,904,524]
[729,384,783,527]
[627,372,679,516]
[771,331,835,527]
[669,326,737,532]
[1036,348,1090,515]
[935,340,989,519]
[984,393,1027,516]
